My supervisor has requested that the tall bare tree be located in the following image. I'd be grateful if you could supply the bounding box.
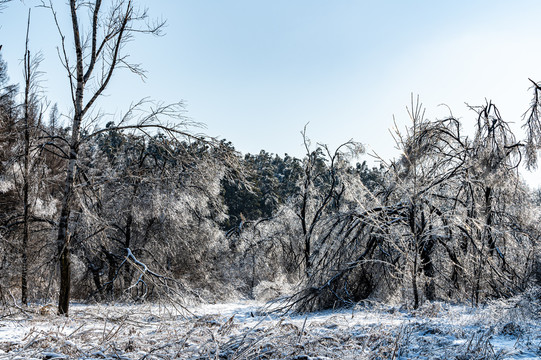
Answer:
[44,0,184,315]
[21,9,32,306]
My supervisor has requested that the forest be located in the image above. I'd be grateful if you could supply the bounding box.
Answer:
[1,1,541,358]
[0,0,540,315]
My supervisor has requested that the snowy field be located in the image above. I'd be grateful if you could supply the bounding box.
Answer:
[0,295,540,359]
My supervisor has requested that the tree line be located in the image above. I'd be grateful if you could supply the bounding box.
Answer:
[1,0,540,316]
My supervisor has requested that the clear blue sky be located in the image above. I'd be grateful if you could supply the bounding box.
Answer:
[2,1,541,183]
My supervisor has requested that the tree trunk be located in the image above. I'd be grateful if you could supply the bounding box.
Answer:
[408,204,421,309]
[21,154,29,305]
[87,261,102,301]
[412,249,419,309]
[104,248,117,297]
[57,0,85,316]
[21,12,32,307]
[21,81,29,306]
[56,103,82,316]
[301,172,310,277]
[485,187,495,256]
[57,158,77,315]
[421,229,436,301]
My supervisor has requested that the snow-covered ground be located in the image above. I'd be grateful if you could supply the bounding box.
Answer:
[0,297,540,359]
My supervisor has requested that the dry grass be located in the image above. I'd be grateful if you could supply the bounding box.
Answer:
[0,298,540,359]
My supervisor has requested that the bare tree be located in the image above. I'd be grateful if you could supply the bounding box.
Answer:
[42,0,203,315]
[16,6,52,306]
[21,9,32,306]
[281,96,536,312]
[0,11,57,306]
[0,46,18,307]
[297,126,364,278]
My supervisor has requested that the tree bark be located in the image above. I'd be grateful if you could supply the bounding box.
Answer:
[57,150,79,315]
[57,0,84,316]
[21,60,30,306]
[485,186,495,256]
[21,11,32,306]
[412,252,419,309]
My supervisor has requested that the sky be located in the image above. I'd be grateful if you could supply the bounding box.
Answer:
[2,1,541,185]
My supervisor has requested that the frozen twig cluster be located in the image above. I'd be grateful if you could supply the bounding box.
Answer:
[0,295,540,359]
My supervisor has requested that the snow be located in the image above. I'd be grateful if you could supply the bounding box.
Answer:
[0,299,540,359]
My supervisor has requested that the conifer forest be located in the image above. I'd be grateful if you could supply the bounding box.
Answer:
[1,1,541,359]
